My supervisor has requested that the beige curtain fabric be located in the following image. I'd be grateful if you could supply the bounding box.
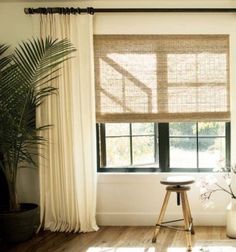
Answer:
[94,35,230,123]
[38,14,98,232]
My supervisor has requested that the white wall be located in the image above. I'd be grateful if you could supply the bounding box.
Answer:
[1,0,236,226]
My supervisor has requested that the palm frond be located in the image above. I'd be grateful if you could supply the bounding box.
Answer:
[0,44,11,69]
[0,37,76,211]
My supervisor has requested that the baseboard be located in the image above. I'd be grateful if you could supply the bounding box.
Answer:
[96,212,226,226]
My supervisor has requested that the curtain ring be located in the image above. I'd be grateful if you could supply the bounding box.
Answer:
[60,8,66,14]
[87,7,95,15]
[64,8,69,14]
[40,8,47,15]
[70,8,76,14]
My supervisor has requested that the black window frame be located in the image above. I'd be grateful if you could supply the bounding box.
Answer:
[97,122,231,173]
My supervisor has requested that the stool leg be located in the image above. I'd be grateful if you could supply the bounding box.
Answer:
[152,190,171,243]
[180,192,192,251]
[184,192,195,235]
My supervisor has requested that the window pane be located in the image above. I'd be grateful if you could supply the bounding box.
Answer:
[106,137,130,167]
[199,138,225,168]
[132,136,156,166]
[106,123,129,136]
[132,123,154,135]
[170,138,197,168]
[169,123,196,136]
[198,122,225,136]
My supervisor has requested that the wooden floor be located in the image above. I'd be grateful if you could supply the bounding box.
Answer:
[0,226,234,252]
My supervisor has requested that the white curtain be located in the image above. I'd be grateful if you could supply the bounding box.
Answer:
[38,14,98,232]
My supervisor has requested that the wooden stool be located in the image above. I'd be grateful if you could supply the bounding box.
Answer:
[152,176,195,251]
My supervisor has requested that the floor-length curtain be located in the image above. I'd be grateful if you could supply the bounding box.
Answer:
[38,13,98,232]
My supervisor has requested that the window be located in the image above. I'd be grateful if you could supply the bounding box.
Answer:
[169,122,230,171]
[97,122,230,172]
[94,35,230,172]
[98,123,158,169]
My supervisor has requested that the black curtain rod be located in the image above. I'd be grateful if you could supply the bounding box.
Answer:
[24,7,236,15]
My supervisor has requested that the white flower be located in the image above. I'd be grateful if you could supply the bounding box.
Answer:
[225,177,231,186]
[205,175,217,185]
[200,187,208,194]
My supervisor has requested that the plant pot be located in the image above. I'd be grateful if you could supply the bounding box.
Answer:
[0,203,39,243]
[226,198,236,238]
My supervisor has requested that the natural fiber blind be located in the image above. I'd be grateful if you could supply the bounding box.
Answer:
[94,35,230,123]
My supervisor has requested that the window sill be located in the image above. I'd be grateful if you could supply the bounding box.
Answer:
[97,171,225,184]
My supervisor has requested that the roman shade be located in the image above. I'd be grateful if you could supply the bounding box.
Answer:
[94,35,230,123]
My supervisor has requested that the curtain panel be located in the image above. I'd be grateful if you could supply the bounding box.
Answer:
[38,14,98,232]
[94,35,230,123]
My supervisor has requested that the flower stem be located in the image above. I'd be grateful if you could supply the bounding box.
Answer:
[215,183,233,197]
[228,184,236,198]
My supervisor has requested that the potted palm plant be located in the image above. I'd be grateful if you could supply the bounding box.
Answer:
[0,38,75,242]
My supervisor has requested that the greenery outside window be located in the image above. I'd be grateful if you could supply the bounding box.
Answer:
[97,122,230,172]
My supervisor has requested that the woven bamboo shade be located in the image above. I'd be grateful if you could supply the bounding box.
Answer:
[94,35,230,123]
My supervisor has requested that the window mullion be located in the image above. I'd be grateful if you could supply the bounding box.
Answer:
[154,123,158,164]
[158,123,169,172]
[96,124,101,171]
[130,123,133,165]
[196,123,199,172]
[226,122,231,169]
[100,123,106,167]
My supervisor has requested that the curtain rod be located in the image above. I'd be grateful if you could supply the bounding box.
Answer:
[24,7,236,15]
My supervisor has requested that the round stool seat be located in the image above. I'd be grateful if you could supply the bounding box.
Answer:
[160,176,195,186]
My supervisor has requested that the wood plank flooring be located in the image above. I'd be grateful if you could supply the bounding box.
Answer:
[0,226,233,252]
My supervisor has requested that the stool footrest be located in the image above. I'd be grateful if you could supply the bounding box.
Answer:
[156,223,193,232]
[156,218,184,225]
